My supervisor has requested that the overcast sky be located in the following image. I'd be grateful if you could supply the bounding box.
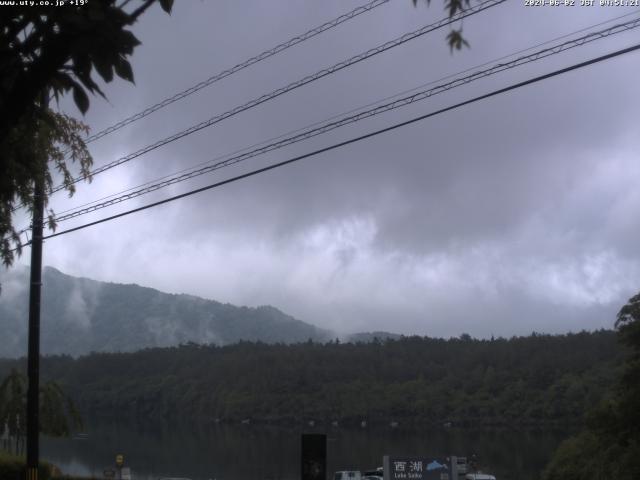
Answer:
[7,0,640,337]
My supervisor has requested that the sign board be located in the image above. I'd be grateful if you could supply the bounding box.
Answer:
[383,456,449,480]
[115,454,124,467]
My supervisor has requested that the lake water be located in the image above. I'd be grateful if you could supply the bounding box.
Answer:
[41,420,572,480]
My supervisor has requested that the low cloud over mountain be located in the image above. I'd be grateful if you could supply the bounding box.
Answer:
[0,267,331,357]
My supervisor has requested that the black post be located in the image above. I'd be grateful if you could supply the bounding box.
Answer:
[301,434,326,480]
[26,98,47,480]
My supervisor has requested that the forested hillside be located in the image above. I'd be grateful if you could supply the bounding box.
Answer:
[0,331,622,427]
[543,292,640,480]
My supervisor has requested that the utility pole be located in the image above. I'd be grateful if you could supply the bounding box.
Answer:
[26,92,47,480]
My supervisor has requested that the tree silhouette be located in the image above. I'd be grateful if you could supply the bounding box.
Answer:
[0,370,82,455]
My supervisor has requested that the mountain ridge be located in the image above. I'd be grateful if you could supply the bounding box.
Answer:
[0,266,334,357]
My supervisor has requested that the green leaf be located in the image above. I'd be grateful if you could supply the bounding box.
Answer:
[114,58,134,83]
[53,72,75,91]
[75,71,106,99]
[72,85,89,114]
[446,29,470,53]
[93,56,114,83]
[445,0,468,16]
[159,0,174,13]
[72,54,92,80]
[47,210,57,232]
[117,29,141,55]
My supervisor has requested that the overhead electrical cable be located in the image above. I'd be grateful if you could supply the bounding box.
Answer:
[50,0,505,195]
[7,10,638,246]
[8,10,639,240]
[9,1,392,219]
[50,17,640,224]
[9,0,391,217]
[47,9,640,220]
[26,43,639,245]
[82,0,392,145]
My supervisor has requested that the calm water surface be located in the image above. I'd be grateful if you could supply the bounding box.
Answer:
[41,420,572,480]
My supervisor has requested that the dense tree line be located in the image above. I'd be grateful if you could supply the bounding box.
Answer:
[0,331,623,428]
[544,293,640,480]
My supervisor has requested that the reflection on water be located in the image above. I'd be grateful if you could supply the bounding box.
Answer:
[41,420,572,480]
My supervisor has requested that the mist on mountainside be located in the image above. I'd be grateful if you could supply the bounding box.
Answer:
[0,266,333,357]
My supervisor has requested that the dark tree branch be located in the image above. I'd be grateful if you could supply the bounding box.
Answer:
[127,0,157,23]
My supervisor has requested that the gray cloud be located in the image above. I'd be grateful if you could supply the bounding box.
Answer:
[7,0,640,338]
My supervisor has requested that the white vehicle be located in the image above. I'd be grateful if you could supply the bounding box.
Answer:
[363,468,382,474]
[465,474,496,480]
[334,471,362,480]
[362,468,383,480]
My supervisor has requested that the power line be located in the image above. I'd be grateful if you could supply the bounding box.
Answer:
[82,0,391,145]
[47,9,640,220]
[1,0,507,243]
[7,0,461,218]
[32,43,640,244]
[50,0,505,195]
[7,9,639,240]
[50,16,640,224]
